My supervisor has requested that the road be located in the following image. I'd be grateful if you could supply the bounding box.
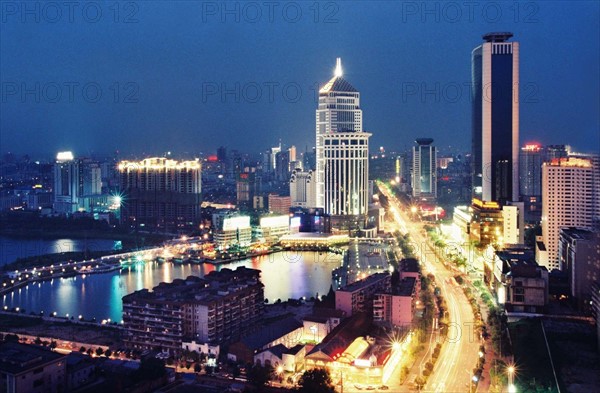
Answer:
[378,182,482,393]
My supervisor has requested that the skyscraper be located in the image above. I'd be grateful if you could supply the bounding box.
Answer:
[315,58,370,225]
[519,143,543,222]
[537,157,594,271]
[471,32,519,205]
[411,138,437,200]
[53,151,102,214]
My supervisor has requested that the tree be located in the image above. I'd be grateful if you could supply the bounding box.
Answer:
[79,346,86,353]
[95,347,104,356]
[296,368,336,393]
[105,349,113,358]
[247,364,272,388]
[133,357,167,382]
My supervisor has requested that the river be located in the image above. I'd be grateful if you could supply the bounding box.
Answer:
[1,251,344,322]
[0,236,121,266]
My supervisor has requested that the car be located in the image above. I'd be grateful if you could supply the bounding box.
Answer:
[379,386,389,390]
[354,384,364,390]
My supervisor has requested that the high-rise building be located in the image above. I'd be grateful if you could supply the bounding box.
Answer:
[290,169,316,208]
[53,151,102,214]
[569,152,600,225]
[471,32,519,205]
[558,228,600,312]
[546,145,570,161]
[519,143,544,222]
[122,267,264,353]
[537,157,594,271]
[118,157,202,231]
[315,58,370,226]
[411,138,437,200]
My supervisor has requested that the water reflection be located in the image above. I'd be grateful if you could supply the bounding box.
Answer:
[0,236,120,266]
[3,252,342,322]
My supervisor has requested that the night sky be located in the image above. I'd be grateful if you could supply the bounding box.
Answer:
[1,1,598,157]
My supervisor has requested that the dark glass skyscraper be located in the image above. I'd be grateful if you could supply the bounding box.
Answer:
[471,32,519,205]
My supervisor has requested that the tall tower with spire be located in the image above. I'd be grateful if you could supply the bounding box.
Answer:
[315,58,370,228]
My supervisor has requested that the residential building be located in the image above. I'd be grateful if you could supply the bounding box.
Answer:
[493,249,549,313]
[537,157,594,271]
[0,342,67,393]
[118,157,202,231]
[373,276,418,327]
[558,228,600,312]
[335,272,391,316]
[122,267,264,354]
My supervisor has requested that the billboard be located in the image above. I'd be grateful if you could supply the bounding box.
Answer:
[223,216,251,231]
[260,215,289,228]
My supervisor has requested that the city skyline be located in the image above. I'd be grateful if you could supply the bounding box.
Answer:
[1,2,598,157]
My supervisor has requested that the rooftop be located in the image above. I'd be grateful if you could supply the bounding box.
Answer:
[393,277,417,297]
[0,342,66,375]
[483,32,514,42]
[239,316,303,350]
[560,227,599,241]
[338,272,390,293]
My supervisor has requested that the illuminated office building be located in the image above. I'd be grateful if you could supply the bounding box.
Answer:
[315,58,370,227]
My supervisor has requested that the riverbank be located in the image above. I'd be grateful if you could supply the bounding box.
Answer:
[0,211,172,250]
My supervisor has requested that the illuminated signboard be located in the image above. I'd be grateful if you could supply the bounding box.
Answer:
[223,216,250,231]
[260,215,289,228]
[472,198,499,210]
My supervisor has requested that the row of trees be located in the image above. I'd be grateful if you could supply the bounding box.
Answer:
[244,366,336,393]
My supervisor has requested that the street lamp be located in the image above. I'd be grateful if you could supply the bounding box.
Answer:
[507,365,516,393]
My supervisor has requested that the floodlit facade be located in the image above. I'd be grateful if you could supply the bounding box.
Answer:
[53,151,102,214]
[538,157,594,271]
[212,211,252,250]
[118,157,202,230]
[315,58,371,225]
[472,33,519,205]
[290,169,316,208]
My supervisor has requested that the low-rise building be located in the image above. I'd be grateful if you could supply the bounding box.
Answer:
[373,277,418,327]
[253,215,290,243]
[0,342,67,393]
[227,316,304,364]
[494,249,549,313]
[253,344,305,372]
[335,273,391,317]
[212,211,252,250]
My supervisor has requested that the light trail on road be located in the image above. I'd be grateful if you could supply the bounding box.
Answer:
[377,181,481,392]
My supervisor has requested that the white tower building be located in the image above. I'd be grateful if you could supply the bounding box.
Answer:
[537,157,594,271]
[315,58,370,224]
